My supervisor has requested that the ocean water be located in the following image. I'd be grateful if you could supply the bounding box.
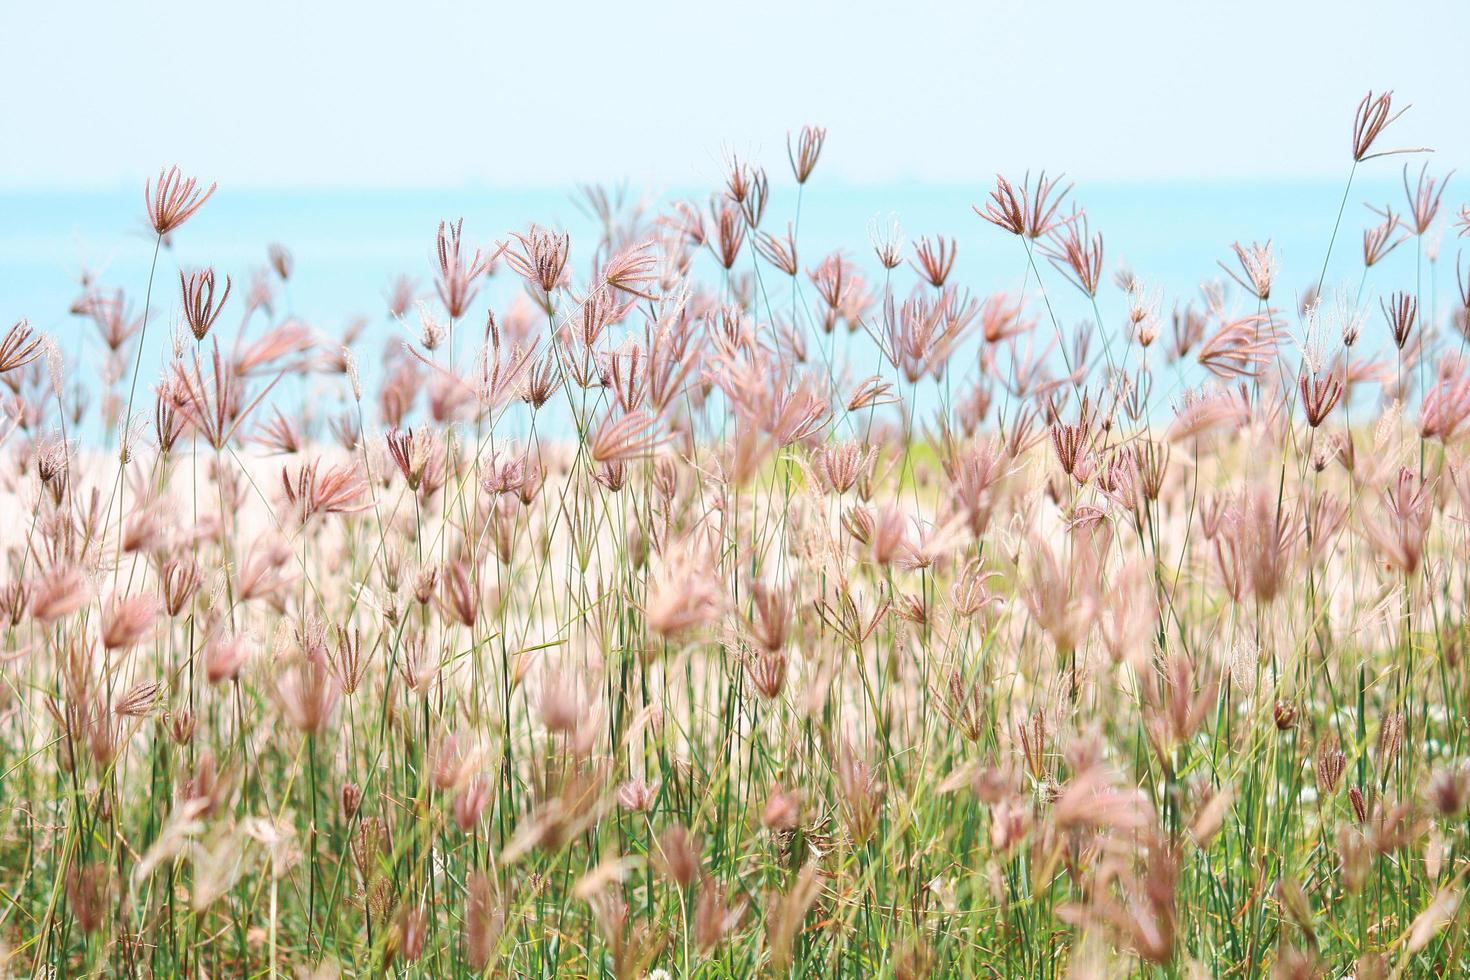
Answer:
[0,177,1456,440]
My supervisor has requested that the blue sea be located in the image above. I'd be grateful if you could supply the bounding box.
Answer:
[0,178,1456,439]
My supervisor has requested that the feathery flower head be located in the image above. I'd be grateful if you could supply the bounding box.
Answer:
[1381,291,1417,351]
[268,242,294,280]
[1352,90,1424,162]
[600,240,660,301]
[1299,369,1344,428]
[976,171,1073,239]
[787,124,827,184]
[275,657,341,735]
[1219,240,1278,301]
[101,592,161,650]
[179,268,231,341]
[281,458,370,522]
[1043,210,1105,297]
[909,235,957,288]
[435,218,495,319]
[754,224,799,278]
[145,166,216,236]
[504,226,570,294]
[868,212,904,270]
[0,319,45,375]
[1402,162,1452,236]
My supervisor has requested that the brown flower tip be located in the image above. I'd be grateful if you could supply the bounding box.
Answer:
[145,166,216,236]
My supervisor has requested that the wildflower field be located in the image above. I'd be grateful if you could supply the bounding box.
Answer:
[4,94,1470,977]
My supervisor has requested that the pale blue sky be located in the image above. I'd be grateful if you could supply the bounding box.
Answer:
[1,0,1467,189]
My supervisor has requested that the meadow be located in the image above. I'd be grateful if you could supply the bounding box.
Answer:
[1,92,1469,977]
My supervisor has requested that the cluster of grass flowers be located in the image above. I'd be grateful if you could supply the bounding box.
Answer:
[2,94,1470,977]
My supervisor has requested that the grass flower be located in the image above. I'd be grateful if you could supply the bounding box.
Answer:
[7,91,1470,978]
[179,268,231,341]
[145,166,216,236]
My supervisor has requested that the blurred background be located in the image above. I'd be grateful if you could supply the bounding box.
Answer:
[5,0,1467,188]
[2,0,1467,426]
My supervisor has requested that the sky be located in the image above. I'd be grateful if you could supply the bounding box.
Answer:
[2,0,1468,191]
